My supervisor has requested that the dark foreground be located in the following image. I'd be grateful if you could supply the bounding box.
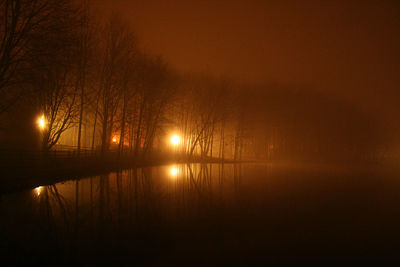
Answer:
[1,162,400,264]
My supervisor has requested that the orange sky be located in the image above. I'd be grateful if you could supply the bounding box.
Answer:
[93,0,400,125]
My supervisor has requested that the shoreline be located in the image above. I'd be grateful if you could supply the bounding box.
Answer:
[0,155,240,195]
[2,155,393,196]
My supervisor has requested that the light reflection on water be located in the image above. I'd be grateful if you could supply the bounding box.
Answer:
[34,186,42,196]
[0,163,244,262]
[1,162,400,263]
[30,164,240,216]
[169,166,178,177]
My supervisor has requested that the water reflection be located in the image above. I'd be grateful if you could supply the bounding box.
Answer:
[0,163,244,262]
[169,166,178,177]
[35,186,42,196]
[2,163,400,263]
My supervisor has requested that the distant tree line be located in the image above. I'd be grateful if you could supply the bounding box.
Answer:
[0,0,387,162]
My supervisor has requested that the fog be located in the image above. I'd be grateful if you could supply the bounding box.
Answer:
[1,0,400,264]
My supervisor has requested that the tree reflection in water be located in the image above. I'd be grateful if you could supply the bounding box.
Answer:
[0,163,240,263]
[2,163,399,263]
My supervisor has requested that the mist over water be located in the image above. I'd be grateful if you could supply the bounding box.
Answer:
[0,0,399,264]
[1,163,400,263]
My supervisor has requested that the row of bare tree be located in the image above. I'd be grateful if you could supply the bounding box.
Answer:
[0,0,249,160]
[171,75,245,160]
[2,1,379,162]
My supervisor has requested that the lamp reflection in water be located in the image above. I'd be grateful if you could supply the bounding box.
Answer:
[170,166,178,177]
[35,186,42,196]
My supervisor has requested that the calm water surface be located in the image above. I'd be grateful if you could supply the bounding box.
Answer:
[1,163,400,264]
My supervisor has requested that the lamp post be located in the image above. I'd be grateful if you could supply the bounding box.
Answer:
[37,114,46,131]
[170,135,180,146]
[36,114,46,151]
[170,134,181,159]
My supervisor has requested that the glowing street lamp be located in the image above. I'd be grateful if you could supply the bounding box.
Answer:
[37,115,46,131]
[170,135,181,146]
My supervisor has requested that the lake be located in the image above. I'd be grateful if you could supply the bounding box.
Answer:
[1,162,400,264]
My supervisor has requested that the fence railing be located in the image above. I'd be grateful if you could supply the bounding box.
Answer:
[0,148,181,165]
[0,148,121,164]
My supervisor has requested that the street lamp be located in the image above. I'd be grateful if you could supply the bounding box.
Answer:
[37,114,46,130]
[170,135,181,146]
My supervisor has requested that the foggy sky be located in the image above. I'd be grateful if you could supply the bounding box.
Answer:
[94,0,400,126]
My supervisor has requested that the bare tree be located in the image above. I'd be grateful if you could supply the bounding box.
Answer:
[36,65,79,151]
[75,0,94,152]
[28,0,80,151]
[117,36,139,156]
[0,0,75,116]
[95,16,133,153]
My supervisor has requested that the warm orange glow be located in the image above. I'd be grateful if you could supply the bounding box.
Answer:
[170,135,181,146]
[35,186,42,196]
[170,167,178,177]
[37,115,46,130]
[112,136,118,143]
